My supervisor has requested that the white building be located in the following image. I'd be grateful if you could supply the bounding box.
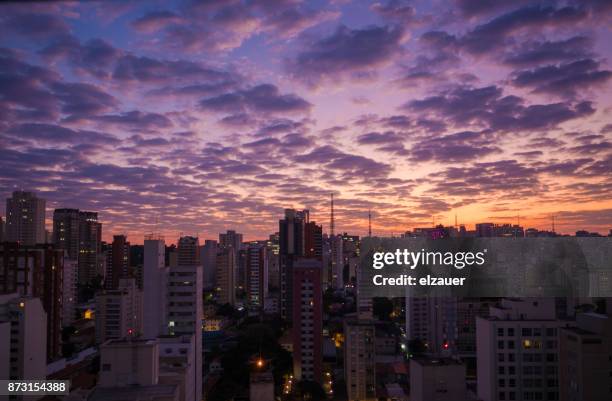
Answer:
[477,298,570,401]
[96,336,195,401]
[410,357,466,401]
[95,278,143,343]
[330,234,343,289]
[0,293,47,382]
[159,335,197,401]
[167,262,202,401]
[99,338,160,387]
[559,308,612,401]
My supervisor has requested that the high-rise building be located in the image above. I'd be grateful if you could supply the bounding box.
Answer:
[0,242,63,361]
[304,221,322,259]
[200,240,218,289]
[220,230,243,289]
[106,234,131,289]
[404,296,481,357]
[167,237,203,401]
[344,319,376,400]
[279,209,309,321]
[0,215,5,242]
[5,191,46,245]
[267,234,280,291]
[246,243,268,309]
[345,264,376,400]
[79,211,102,286]
[0,293,47,382]
[215,247,236,306]
[167,263,203,338]
[143,236,167,339]
[53,208,80,259]
[219,230,243,250]
[177,236,200,266]
[53,209,102,286]
[559,309,612,401]
[237,247,248,291]
[292,258,322,383]
[410,357,467,401]
[62,258,78,327]
[95,278,143,344]
[329,234,343,289]
[476,298,569,401]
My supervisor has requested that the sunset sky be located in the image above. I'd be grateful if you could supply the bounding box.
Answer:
[1,0,611,242]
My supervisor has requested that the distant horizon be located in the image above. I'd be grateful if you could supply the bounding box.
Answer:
[3,188,608,245]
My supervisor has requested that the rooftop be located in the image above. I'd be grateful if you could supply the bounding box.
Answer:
[88,384,178,401]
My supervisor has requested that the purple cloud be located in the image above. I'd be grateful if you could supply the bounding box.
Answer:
[199,84,311,114]
[286,24,405,84]
[4,123,119,145]
[406,85,595,131]
[503,36,593,66]
[511,59,612,97]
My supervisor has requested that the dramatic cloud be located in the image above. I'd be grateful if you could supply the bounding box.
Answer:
[199,84,311,114]
[1,0,611,237]
[286,24,405,84]
[1,12,71,39]
[357,131,404,145]
[131,10,183,33]
[406,85,595,131]
[89,111,173,130]
[371,0,419,24]
[113,55,229,83]
[41,38,121,78]
[503,36,593,66]
[461,4,587,54]
[511,59,612,97]
[293,145,391,179]
[4,123,119,145]
[408,131,502,163]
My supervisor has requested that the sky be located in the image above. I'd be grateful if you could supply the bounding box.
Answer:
[1,0,611,242]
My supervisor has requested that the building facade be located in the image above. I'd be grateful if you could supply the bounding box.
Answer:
[246,243,268,309]
[0,293,47,383]
[5,191,46,246]
[477,298,569,401]
[95,278,143,344]
[292,258,323,383]
[0,242,63,361]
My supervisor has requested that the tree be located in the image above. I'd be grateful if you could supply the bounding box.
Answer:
[372,297,393,321]
[408,338,427,356]
[295,380,326,401]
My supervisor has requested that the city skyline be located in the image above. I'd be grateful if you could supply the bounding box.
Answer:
[1,0,612,241]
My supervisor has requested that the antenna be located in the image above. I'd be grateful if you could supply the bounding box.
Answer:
[368,209,372,237]
[330,193,335,237]
[552,215,556,233]
[454,213,458,229]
